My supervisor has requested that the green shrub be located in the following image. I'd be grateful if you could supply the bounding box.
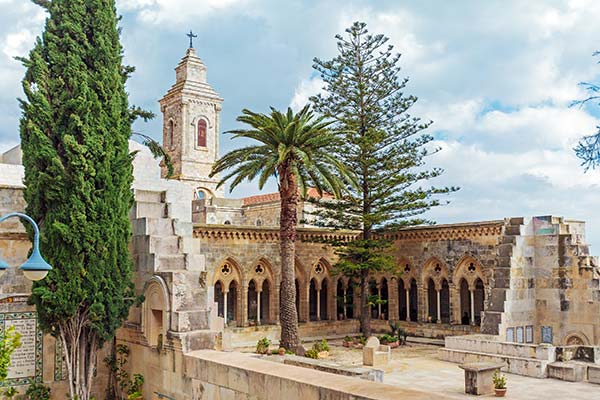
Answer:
[312,339,329,352]
[378,334,398,344]
[389,321,400,336]
[492,370,507,389]
[304,349,319,359]
[343,336,353,342]
[256,337,271,354]
[25,382,51,400]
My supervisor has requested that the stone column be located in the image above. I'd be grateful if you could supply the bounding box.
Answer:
[377,287,382,319]
[257,289,262,325]
[343,291,347,319]
[405,289,410,321]
[436,289,441,324]
[316,287,321,321]
[470,289,475,325]
[223,291,228,326]
[241,285,249,327]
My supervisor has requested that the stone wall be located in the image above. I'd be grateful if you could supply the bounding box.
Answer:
[183,350,448,400]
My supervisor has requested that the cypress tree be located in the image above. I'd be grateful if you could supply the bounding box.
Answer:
[310,22,458,336]
[19,1,136,398]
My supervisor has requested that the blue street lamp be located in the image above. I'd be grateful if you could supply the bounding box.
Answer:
[0,213,52,281]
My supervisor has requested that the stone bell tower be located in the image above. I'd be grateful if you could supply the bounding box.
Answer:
[160,40,224,198]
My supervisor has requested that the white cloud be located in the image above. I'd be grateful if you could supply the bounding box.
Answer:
[289,78,322,111]
[117,0,249,24]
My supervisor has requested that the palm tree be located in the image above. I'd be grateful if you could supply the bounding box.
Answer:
[210,105,352,352]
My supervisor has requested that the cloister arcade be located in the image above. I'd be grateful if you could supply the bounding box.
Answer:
[211,254,489,329]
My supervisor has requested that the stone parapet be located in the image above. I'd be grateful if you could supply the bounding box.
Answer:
[184,350,450,400]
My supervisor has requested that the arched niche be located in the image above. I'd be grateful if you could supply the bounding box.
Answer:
[143,276,170,348]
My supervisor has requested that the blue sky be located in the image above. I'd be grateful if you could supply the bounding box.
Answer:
[2,0,600,249]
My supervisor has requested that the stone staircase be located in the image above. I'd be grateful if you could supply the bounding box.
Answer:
[130,189,218,352]
[481,217,522,335]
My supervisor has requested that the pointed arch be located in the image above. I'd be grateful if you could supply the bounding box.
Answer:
[453,255,486,289]
[142,276,170,348]
[421,257,450,290]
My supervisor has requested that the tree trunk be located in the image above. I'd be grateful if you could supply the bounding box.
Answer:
[359,271,372,337]
[59,311,99,400]
[278,164,304,354]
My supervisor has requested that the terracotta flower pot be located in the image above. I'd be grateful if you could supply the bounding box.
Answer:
[494,388,507,397]
[278,348,286,356]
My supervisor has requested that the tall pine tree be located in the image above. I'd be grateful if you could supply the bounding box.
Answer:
[19,1,136,398]
[311,22,458,336]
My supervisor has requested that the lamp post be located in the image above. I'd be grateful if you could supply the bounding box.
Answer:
[0,212,52,281]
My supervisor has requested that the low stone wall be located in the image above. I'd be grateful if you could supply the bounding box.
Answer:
[372,320,479,339]
[445,335,555,360]
[184,350,448,400]
[440,334,556,378]
[224,320,361,349]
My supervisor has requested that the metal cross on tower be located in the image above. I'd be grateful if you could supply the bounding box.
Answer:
[187,30,198,48]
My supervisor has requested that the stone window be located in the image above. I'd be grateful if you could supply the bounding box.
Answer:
[197,119,207,147]
[255,219,263,227]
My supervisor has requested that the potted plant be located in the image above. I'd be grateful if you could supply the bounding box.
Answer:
[278,347,286,356]
[313,339,330,358]
[342,336,353,347]
[492,370,507,397]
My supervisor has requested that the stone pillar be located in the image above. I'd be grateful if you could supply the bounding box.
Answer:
[436,289,441,324]
[343,292,347,319]
[316,288,321,321]
[470,289,475,325]
[223,291,228,326]
[241,285,249,327]
[274,284,281,324]
[257,289,261,325]
[377,287,382,318]
[388,280,399,321]
[405,289,410,322]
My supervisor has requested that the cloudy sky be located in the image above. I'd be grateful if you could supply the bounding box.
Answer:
[2,0,600,248]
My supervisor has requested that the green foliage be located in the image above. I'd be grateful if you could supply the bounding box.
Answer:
[378,334,398,344]
[104,344,143,400]
[492,370,507,389]
[25,382,51,400]
[210,106,353,196]
[343,336,353,343]
[2,387,17,399]
[18,1,142,397]
[309,21,457,335]
[573,52,600,171]
[256,337,271,354]
[312,339,329,353]
[0,326,21,382]
[304,349,319,359]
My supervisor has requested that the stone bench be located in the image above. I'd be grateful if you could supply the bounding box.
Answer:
[363,336,391,368]
[547,362,586,382]
[458,362,505,395]
[589,365,600,384]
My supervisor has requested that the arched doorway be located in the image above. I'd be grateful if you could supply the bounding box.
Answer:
[409,279,418,321]
[474,278,485,325]
[427,278,437,322]
[309,279,318,321]
[441,279,450,323]
[320,279,328,320]
[261,280,270,324]
[398,279,407,320]
[459,279,470,325]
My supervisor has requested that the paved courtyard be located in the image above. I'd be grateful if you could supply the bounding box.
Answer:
[319,342,600,399]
